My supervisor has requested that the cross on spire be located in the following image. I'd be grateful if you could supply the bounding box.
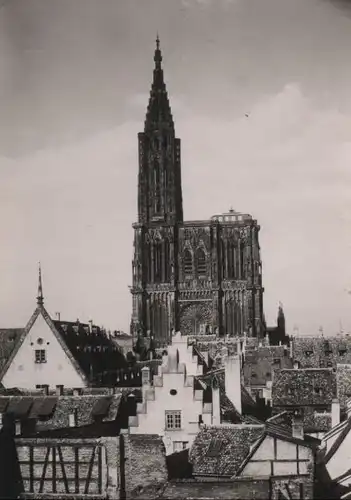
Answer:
[37,262,44,305]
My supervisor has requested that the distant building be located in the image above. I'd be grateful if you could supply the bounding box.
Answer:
[272,367,340,438]
[130,37,264,345]
[0,267,126,390]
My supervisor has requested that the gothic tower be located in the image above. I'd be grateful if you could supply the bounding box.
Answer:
[131,38,265,346]
[130,36,181,345]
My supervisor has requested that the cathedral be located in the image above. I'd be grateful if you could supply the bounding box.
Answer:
[130,37,264,346]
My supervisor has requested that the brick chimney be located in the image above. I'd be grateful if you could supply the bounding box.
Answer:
[56,385,64,396]
[224,354,242,414]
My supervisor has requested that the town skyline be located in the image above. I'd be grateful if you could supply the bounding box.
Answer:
[0,0,351,334]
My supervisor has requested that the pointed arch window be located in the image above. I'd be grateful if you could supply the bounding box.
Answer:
[239,240,245,279]
[227,241,236,279]
[183,249,193,277]
[196,248,207,276]
[153,159,161,214]
[154,240,162,282]
[164,239,170,282]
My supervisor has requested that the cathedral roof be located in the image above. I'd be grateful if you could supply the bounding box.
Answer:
[144,35,174,131]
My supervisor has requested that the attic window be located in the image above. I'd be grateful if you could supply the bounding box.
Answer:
[305,350,313,357]
[170,389,177,396]
[339,348,347,356]
[35,349,46,364]
[207,438,223,457]
[314,387,321,395]
[37,338,44,345]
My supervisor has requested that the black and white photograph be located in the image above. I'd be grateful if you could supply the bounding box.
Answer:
[0,0,351,498]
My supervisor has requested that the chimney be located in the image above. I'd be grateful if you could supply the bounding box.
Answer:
[332,399,340,427]
[141,366,151,398]
[292,415,304,440]
[56,385,64,396]
[15,420,21,436]
[55,312,61,321]
[212,381,221,425]
[69,409,78,427]
[224,354,242,414]
[89,320,93,334]
[73,388,82,396]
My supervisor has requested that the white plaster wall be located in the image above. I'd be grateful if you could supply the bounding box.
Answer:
[327,426,351,481]
[131,371,204,455]
[2,313,86,389]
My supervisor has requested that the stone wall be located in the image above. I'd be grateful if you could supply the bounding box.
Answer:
[121,430,168,498]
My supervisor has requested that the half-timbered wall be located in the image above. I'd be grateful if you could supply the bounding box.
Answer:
[240,435,313,478]
[15,437,118,499]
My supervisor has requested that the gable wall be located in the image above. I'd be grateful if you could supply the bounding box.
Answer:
[240,435,313,478]
[130,371,210,455]
[326,424,351,482]
[2,314,85,389]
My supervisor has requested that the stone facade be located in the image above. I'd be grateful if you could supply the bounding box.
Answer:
[130,39,264,345]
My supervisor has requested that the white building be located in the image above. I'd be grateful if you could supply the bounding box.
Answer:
[128,332,245,455]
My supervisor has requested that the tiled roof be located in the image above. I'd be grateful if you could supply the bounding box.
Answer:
[292,335,351,368]
[189,424,264,477]
[53,319,127,380]
[243,346,293,387]
[336,364,351,408]
[272,368,337,406]
[0,393,122,431]
[0,329,24,371]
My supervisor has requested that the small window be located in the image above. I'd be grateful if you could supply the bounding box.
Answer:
[35,349,46,364]
[170,389,177,396]
[314,387,321,395]
[37,338,44,345]
[165,410,181,430]
[305,350,313,357]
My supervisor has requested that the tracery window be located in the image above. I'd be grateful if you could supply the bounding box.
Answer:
[196,248,207,276]
[164,239,170,281]
[154,240,162,282]
[183,249,193,276]
[227,241,236,279]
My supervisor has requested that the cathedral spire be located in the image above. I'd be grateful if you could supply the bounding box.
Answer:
[37,262,44,305]
[145,35,174,131]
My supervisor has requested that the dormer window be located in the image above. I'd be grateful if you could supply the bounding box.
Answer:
[314,387,321,395]
[305,350,313,357]
[339,348,347,356]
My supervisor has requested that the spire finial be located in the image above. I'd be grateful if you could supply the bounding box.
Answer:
[154,33,162,68]
[37,262,43,305]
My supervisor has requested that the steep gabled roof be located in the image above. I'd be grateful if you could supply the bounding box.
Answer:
[189,424,264,477]
[0,329,24,371]
[323,417,351,463]
[0,304,89,385]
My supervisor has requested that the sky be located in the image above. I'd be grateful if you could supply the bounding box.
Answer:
[0,0,351,335]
